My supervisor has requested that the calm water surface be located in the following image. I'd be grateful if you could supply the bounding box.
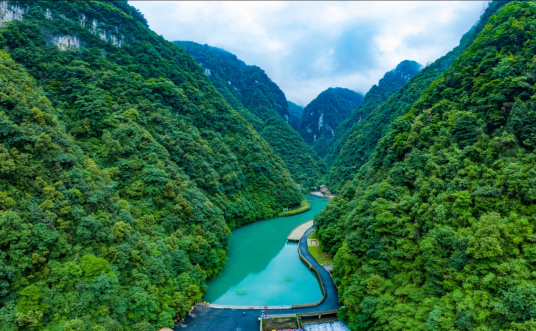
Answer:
[203,195,328,306]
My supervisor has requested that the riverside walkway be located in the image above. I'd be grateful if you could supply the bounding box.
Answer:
[175,226,340,331]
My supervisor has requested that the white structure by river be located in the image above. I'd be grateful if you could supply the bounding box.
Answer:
[304,321,351,331]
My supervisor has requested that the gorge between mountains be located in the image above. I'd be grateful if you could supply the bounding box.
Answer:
[2,1,536,331]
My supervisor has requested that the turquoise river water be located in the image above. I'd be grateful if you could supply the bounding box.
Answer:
[203,195,329,306]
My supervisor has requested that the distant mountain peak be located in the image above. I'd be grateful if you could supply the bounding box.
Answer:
[392,60,423,82]
[298,87,364,157]
[324,60,422,183]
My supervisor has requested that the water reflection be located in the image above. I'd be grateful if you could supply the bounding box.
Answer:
[203,196,328,305]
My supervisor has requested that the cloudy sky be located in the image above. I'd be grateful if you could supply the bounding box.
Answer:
[131,1,489,106]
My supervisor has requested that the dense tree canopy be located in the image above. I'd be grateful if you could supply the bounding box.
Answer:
[0,1,303,330]
[298,87,364,158]
[287,101,304,131]
[2,1,531,331]
[324,0,510,192]
[174,41,326,188]
[315,1,536,330]
[325,60,422,190]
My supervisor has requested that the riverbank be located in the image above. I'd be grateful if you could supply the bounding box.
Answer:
[202,195,326,306]
[177,226,341,330]
[310,191,334,199]
[278,198,311,217]
[307,230,333,267]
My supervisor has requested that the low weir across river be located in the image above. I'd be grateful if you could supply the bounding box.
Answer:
[203,195,328,306]
[177,195,342,331]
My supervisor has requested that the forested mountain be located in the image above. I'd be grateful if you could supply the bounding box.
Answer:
[325,0,509,192]
[0,1,303,330]
[325,60,421,189]
[298,87,364,157]
[287,101,303,131]
[315,1,536,330]
[174,41,326,187]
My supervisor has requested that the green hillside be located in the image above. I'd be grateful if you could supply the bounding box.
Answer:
[324,2,508,192]
[288,101,303,131]
[315,1,536,330]
[299,87,364,157]
[0,1,302,329]
[174,41,326,187]
[1,0,530,330]
[325,60,421,190]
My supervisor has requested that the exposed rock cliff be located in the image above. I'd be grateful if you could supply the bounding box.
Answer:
[0,1,24,27]
[0,1,124,50]
[298,87,364,157]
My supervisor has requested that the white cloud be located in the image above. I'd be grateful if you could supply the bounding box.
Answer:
[131,1,488,106]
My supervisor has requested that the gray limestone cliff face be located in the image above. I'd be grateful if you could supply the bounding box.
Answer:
[50,35,81,51]
[0,1,24,27]
[0,1,124,50]
[298,87,364,151]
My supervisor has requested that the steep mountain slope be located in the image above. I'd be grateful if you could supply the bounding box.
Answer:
[325,2,508,192]
[288,101,303,131]
[325,61,421,183]
[0,49,219,331]
[174,41,326,187]
[316,1,534,330]
[299,87,364,157]
[0,1,302,330]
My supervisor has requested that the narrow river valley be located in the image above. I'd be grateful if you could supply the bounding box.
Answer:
[203,195,329,306]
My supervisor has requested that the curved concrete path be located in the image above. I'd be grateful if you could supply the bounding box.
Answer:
[176,227,340,331]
